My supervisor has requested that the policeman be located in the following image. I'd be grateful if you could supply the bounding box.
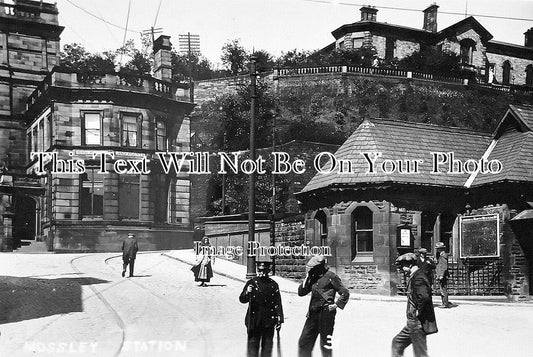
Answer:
[239,261,284,357]
[297,255,349,357]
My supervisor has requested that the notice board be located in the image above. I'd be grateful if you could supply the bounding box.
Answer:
[459,214,500,258]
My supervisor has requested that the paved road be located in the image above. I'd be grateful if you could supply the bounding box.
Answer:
[0,252,532,357]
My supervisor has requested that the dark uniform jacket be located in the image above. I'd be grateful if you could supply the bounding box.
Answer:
[298,270,350,314]
[435,251,449,279]
[122,237,138,261]
[239,277,284,331]
[406,268,438,335]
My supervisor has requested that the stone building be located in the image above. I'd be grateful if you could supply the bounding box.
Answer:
[297,104,533,298]
[326,4,533,86]
[0,1,195,252]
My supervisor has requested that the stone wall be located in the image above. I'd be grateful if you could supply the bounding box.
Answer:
[487,52,532,86]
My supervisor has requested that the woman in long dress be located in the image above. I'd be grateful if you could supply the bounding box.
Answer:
[191,237,213,287]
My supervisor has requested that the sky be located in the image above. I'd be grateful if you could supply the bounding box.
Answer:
[53,0,533,68]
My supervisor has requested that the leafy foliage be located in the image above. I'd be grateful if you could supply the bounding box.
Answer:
[59,43,116,73]
[171,51,215,81]
[397,47,462,76]
[221,39,248,75]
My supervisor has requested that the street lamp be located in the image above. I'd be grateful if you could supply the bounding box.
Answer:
[246,55,258,279]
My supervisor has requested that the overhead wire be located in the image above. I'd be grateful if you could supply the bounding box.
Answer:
[153,0,163,29]
[64,0,140,33]
[301,0,533,22]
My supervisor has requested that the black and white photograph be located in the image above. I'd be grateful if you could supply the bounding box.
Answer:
[1,0,533,356]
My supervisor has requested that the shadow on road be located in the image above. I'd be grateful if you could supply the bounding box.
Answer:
[0,276,109,324]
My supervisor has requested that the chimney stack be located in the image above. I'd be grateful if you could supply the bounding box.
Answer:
[525,28,533,48]
[360,6,378,22]
[153,35,172,82]
[423,3,439,33]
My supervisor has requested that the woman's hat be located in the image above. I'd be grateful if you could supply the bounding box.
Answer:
[396,252,418,264]
[435,242,446,249]
[306,255,326,268]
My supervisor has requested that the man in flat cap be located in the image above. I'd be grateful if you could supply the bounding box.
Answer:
[416,247,436,285]
[435,242,452,308]
[392,252,437,357]
[239,261,284,357]
[121,233,138,278]
[297,255,349,357]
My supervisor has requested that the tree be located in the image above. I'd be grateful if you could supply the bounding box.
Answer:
[221,39,248,75]
[171,51,214,81]
[398,47,461,76]
[60,43,116,72]
[253,50,275,72]
[117,39,152,76]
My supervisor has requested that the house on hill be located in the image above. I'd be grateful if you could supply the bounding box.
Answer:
[324,4,533,86]
[297,104,533,299]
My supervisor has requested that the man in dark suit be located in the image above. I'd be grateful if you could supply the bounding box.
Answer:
[416,248,436,285]
[435,241,452,308]
[297,255,349,357]
[239,261,284,357]
[121,233,138,278]
[392,252,438,357]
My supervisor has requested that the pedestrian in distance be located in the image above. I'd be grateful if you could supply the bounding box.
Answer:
[435,241,453,308]
[191,236,213,287]
[392,252,438,357]
[239,260,284,357]
[121,233,138,278]
[416,247,436,285]
[297,255,349,357]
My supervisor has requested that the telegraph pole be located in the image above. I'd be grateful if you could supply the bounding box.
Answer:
[270,112,277,275]
[178,33,200,102]
[246,55,258,279]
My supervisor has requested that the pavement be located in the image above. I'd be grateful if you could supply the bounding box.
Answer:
[162,249,525,306]
[0,250,532,357]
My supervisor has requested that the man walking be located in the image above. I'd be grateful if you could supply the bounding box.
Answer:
[121,233,138,278]
[435,241,452,308]
[392,253,438,357]
[297,255,349,357]
[239,261,284,357]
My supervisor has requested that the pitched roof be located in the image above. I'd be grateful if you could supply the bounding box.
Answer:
[468,104,533,187]
[437,16,493,42]
[299,119,491,194]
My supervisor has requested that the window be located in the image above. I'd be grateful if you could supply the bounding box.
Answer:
[502,61,512,85]
[385,38,395,61]
[83,113,101,145]
[39,120,44,151]
[80,168,104,217]
[122,114,139,147]
[460,39,475,65]
[156,121,167,151]
[46,114,52,149]
[352,37,364,49]
[119,175,140,219]
[315,210,328,246]
[352,206,373,259]
[525,65,533,87]
[153,174,168,223]
[32,127,38,152]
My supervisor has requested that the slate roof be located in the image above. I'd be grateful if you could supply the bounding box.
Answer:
[299,119,492,194]
[468,104,533,187]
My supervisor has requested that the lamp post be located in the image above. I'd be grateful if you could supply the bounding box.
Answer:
[270,112,276,275]
[246,55,258,279]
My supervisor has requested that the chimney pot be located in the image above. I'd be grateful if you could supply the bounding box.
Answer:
[360,6,378,22]
[525,28,533,48]
[153,35,172,82]
[423,3,439,33]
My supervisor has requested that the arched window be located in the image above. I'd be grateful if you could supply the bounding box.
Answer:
[526,65,533,87]
[314,210,328,246]
[502,61,512,85]
[460,39,476,65]
[351,206,373,259]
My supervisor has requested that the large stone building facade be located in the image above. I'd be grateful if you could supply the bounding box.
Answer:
[328,4,533,86]
[0,1,195,252]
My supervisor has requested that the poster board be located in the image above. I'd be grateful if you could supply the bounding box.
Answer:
[459,214,500,258]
